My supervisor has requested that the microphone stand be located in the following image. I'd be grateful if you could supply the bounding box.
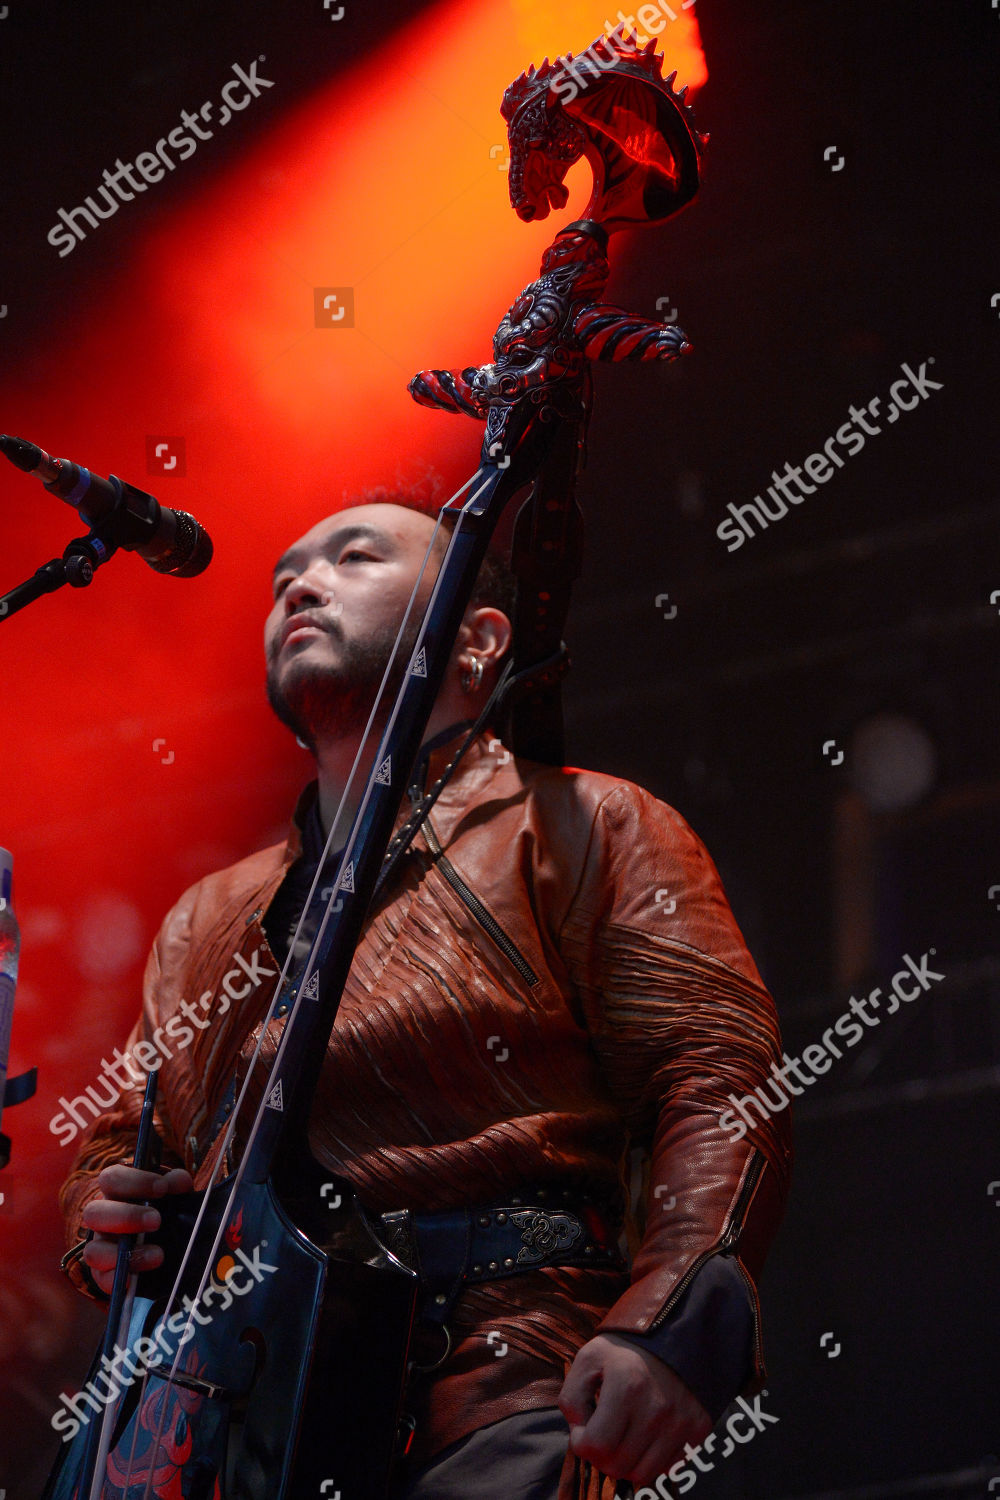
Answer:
[0,529,120,623]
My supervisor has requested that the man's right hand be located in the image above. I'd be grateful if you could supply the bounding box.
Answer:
[81,1165,195,1296]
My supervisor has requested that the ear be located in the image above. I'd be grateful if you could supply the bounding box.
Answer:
[455,605,512,675]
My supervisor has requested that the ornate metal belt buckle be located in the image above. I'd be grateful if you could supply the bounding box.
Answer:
[510,1207,583,1265]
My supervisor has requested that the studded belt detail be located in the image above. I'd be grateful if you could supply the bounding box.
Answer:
[379,1192,625,1325]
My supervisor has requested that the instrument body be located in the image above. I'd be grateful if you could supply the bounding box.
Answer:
[46,1171,417,1500]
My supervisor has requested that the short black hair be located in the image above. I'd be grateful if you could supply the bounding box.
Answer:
[441,529,518,622]
[470,544,517,620]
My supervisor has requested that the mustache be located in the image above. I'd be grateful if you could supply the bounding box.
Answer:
[269,610,342,661]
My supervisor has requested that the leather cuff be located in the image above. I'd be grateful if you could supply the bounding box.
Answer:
[606,1254,756,1424]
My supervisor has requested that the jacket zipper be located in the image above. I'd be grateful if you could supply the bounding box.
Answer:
[733,1255,766,1380]
[719,1147,766,1253]
[420,816,540,987]
[720,1148,767,1376]
[647,1147,767,1334]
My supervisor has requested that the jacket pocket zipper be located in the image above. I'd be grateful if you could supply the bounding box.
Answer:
[421,817,539,987]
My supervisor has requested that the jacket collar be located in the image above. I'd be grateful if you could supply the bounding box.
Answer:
[282,720,503,863]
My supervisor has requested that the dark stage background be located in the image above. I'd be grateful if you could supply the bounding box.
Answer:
[0,2,997,1495]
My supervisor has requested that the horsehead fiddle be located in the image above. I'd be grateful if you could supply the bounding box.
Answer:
[44,28,706,1500]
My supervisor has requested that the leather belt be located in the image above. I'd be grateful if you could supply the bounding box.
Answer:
[379,1190,626,1325]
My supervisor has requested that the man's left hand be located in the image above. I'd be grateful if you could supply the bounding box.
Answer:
[558,1332,712,1486]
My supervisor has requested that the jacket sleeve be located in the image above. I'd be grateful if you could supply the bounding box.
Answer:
[58,910,191,1301]
[557,780,792,1408]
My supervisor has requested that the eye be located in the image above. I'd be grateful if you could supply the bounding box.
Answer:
[339,549,376,564]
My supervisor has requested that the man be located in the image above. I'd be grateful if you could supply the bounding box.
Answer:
[59,496,791,1499]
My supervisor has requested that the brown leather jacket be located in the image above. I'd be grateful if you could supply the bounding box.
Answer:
[59,727,791,1497]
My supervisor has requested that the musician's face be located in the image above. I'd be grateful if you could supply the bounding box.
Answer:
[264,504,443,749]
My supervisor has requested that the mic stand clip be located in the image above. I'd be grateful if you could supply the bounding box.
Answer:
[0,529,120,623]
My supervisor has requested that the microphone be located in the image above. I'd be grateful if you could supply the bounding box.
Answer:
[0,433,213,577]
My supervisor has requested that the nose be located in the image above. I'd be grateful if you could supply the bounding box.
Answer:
[282,572,329,614]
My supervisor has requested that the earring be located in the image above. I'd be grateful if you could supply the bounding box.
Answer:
[461,654,484,693]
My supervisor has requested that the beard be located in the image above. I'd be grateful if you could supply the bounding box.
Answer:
[266,613,421,753]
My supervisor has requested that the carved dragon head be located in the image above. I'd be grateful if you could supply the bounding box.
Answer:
[500,28,708,234]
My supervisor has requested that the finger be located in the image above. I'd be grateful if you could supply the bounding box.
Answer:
[558,1348,603,1428]
[82,1199,163,1236]
[630,1405,714,1486]
[83,1235,165,1277]
[86,1254,163,1298]
[96,1165,173,1201]
[83,1236,164,1296]
[159,1167,195,1194]
[617,1391,693,1475]
[628,1437,670,1490]
[569,1376,636,1466]
[630,1423,698,1488]
[606,1411,674,1486]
